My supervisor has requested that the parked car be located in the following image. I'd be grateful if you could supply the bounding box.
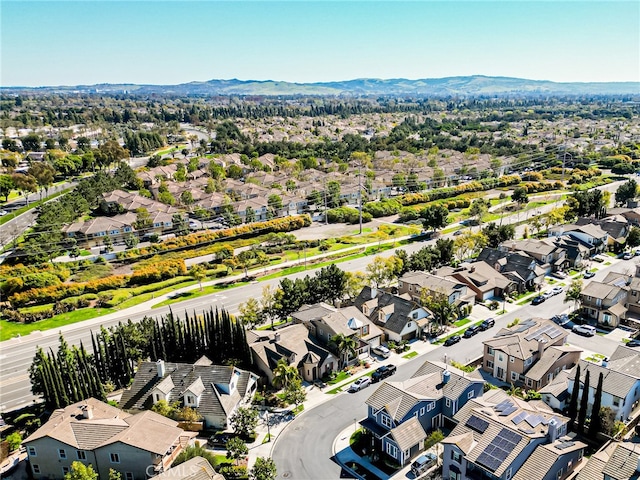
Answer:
[443,335,461,346]
[584,271,596,279]
[623,252,634,260]
[348,377,372,392]
[208,432,233,447]
[372,345,391,358]
[411,453,437,476]
[625,339,640,348]
[371,364,397,383]
[0,210,7,216]
[572,324,596,336]
[531,295,546,305]
[463,325,481,338]
[634,249,640,256]
[552,271,568,279]
[552,314,571,326]
[479,318,495,330]
[592,255,606,263]
[551,286,564,296]
[542,291,554,299]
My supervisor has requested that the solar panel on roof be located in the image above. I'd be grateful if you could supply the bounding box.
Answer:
[556,441,576,450]
[519,428,535,434]
[548,328,562,339]
[495,400,513,412]
[525,414,542,427]
[477,428,522,472]
[466,415,490,433]
[499,406,518,416]
[511,412,528,424]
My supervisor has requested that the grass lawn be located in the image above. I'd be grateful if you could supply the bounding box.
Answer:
[327,371,352,385]
[453,318,471,328]
[0,308,115,341]
[292,404,304,415]
[256,319,288,331]
[402,351,418,359]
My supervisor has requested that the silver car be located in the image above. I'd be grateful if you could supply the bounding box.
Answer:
[348,377,371,392]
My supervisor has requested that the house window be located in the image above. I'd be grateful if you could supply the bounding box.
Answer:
[381,414,392,428]
[386,443,397,457]
[451,450,462,463]
[449,473,460,480]
[427,402,435,412]
[446,398,451,408]
[498,354,504,362]
[77,450,86,460]
[506,468,513,480]
[488,347,494,356]
[527,379,533,387]
[187,395,195,405]
[28,446,36,456]
[363,305,369,315]
[613,397,620,407]
[556,467,563,479]
[412,312,418,319]
[468,391,474,399]
[407,322,412,328]
[62,467,70,475]
[420,407,425,415]
[525,357,532,366]
[362,325,369,335]
[510,356,515,363]
[110,453,120,463]
[486,360,494,369]
[59,449,67,459]
[125,473,134,480]
[511,372,518,381]
[32,465,40,474]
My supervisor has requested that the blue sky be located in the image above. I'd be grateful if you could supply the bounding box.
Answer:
[2,1,639,87]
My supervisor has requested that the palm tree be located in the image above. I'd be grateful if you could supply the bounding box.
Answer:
[507,382,523,398]
[272,358,299,390]
[422,291,460,335]
[330,333,358,369]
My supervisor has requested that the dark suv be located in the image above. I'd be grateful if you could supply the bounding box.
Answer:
[371,364,397,383]
[463,325,481,338]
[479,318,495,330]
[208,432,232,448]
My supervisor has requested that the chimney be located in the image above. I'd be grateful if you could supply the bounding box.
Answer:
[442,370,451,384]
[601,357,608,368]
[81,405,93,420]
[274,332,281,343]
[547,418,559,443]
[371,287,378,299]
[157,359,166,378]
[538,338,546,357]
[469,266,475,273]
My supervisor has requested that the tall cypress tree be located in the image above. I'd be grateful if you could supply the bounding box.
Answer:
[577,369,591,435]
[568,364,581,430]
[588,372,604,438]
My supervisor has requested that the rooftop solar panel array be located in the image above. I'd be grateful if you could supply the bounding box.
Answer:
[476,428,523,472]
[466,415,489,433]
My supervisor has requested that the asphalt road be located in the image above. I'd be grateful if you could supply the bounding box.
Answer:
[270,267,627,480]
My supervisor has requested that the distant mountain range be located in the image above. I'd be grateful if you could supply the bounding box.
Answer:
[3,76,639,96]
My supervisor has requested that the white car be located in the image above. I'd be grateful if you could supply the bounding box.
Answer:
[372,345,391,358]
[573,325,596,336]
[623,252,633,260]
[0,210,7,216]
[348,377,371,392]
[551,286,564,296]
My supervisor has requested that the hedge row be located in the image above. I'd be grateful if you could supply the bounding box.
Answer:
[116,215,311,261]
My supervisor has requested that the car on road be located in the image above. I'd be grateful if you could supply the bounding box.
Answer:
[584,271,596,279]
[208,432,233,448]
[623,252,633,260]
[592,255,606,263]
[542,291,554,299]
[411,453,437,476]
[572,324,597,336]
[531,295,546,305]
[372,345,391,358]
[371,364,397,383]
[453,230,463,236]
[551,286,564,296]
[443,335,461,346]
[479,318,495,330]
[348,377,371,392]
[552,271,568,279]
[463,325,481,338]
[552,314,571,326]
[626,339,640,348]
[0,210,7,216]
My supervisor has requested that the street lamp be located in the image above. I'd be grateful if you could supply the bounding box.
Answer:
[265,411,271,442]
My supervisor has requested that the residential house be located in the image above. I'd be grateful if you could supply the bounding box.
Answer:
[361,360,484,466]
[498,239,567,275]
[354,287,432,342]
[119,358,258,430]
[550,237,590,269]
[398,271,476,311]
[576,217,630,251]
[565,346,640,422]
[575,440,640,480]
[580,272,629,328]
[482,318,576,388]
[539,370,572,412]
[548,223,608,256]
[606,206,640,226]
[290,302,383,365]
[442,389,586,480]
[435,263,515,302]
[247,323,338,384]
[151,456,223,480]
[476,248,546,293]
[23,398,196,480]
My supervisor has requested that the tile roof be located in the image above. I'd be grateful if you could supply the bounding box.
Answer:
[24,398,192,455]
[601,442,640,480]
[388,416,428,452]
[152,456,223,480]
[411,361,484,400]
[570,358,640,398]
[525,345,582,382]
[581,281,627,301]
[512,438,587,480]
[483,318,568,360]
[354,287,428,335]
[119,360,257,422]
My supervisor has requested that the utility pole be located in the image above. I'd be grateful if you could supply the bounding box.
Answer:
[323,179,328,225]
[358,163,363,235]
